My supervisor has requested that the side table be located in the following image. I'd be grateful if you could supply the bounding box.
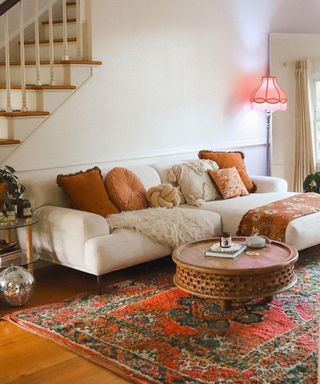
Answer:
[0,217,39,273]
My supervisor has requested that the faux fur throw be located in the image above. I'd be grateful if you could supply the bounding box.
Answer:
[107,207,217,248]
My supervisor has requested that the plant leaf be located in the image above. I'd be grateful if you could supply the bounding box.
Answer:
[5,165,16,174]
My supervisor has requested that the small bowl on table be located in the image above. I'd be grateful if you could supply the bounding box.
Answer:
[246,235,271,249]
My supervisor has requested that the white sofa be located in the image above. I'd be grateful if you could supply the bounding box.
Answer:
[19,161,320,283]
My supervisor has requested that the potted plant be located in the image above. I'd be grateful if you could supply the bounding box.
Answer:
[303,172,320,193]
[0,165,26,216]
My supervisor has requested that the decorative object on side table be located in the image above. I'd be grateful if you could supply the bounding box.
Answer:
[0,165,29,220]
[303,172,320,193]
[0,265,35,306]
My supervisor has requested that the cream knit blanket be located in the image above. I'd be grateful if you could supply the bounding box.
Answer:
[107,207,217,248]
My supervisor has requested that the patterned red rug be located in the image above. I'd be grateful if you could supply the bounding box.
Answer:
[5,246,320,383]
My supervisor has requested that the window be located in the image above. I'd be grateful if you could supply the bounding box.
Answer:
[314,79,320,164]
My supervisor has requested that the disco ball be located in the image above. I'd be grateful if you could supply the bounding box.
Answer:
[0,265,35,307]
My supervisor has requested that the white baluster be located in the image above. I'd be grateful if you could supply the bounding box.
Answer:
[4,12,12,112]
[76,0,82,59]
[48,0,55,85]
[62,0,69,60]
[34,0,41,85]
[19,0,27,112]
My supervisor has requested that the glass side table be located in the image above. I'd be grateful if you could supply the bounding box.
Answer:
[0,217,39,273]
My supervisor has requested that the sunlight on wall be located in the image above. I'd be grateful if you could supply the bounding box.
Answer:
[228,0,277,72]
[227,106,266,139]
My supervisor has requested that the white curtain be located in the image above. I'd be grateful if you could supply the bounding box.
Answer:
[293,60,315,192]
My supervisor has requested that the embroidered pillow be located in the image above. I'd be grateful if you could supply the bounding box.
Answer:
[56,167,119,217]
[208,167,249,199]
[105,167,148,211]
[198,150,256,193]
[167,159,221,206]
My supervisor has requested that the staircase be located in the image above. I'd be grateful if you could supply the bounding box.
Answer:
[0,0,101,164]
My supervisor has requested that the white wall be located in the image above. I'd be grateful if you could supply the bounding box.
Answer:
[271,33,320,190]
[6,0,320,180]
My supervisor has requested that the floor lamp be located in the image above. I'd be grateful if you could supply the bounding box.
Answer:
[250,76,287,176]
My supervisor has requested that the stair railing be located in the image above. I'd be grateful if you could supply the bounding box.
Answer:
[76,0,81,59]
[19,0,27,111]
[1,0,21,113]
[48,0,55,85]
[62,0,69,60]
[34,0,41,86]
[4,11,12,112]
[0,0,83,113]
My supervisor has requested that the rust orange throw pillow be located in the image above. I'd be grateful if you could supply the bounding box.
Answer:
[199,150,256,192]
[208,167,249,199]
[56,167,119,217]
[105,167,149,211]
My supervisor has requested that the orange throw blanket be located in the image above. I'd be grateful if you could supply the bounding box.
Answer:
[237,193,320,241]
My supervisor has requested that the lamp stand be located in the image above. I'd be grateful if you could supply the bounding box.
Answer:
[266,111,271,176]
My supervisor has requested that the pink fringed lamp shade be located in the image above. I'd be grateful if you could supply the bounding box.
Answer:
[250,76,287,112]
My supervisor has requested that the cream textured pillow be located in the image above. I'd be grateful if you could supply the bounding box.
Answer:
[208,167,249,199]
[167,160,221,206]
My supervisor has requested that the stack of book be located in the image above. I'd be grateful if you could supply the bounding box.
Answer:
[205,243,247,259]
[0,242,22,268]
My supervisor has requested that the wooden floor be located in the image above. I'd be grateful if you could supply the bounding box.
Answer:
[0,263,131,384]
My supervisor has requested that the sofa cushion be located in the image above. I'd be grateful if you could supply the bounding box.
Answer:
[181,192,296,235]
[105,167,149,211]
[208,167,249,199]
[167,159,221,206]
[181,192,320,251]
[198,150,256,193]
[56,167,119,217]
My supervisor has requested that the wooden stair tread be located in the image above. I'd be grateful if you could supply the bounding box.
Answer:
[0,85,76,90]
[0,60,102,66]
[0,139,20,145]
[22,37,77,45]
[42,18,76,25]
[0,111,50,117]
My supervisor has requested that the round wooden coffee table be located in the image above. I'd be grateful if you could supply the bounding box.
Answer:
[172,237,298,310]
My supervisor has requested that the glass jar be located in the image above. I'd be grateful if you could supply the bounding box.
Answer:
[220,232,232,248]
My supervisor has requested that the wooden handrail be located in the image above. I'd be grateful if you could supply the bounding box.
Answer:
[0,0,21,17]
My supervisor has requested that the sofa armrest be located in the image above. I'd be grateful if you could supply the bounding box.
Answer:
[19,206,109,269]
[250,176,288,193]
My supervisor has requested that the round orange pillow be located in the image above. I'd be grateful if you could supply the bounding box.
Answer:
[105,167,149,211]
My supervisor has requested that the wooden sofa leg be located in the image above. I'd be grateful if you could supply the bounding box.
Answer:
[97,275,102,295]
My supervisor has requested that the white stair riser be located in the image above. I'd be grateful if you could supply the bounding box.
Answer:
[67,5,76,19]
[0,65,91,87]
[24,42,79,61]
[0,66,66,85]
[42,23,77,40]
[0,89,74,112]
[0,116,47,142]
